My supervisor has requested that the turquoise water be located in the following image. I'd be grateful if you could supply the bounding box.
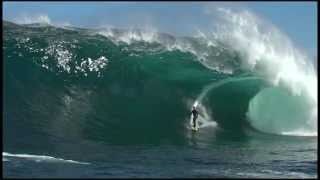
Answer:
[3,21,317,178]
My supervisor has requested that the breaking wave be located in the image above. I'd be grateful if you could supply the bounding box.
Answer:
[3,8,317,149]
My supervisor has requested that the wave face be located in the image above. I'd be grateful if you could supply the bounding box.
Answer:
[3,12,317,147]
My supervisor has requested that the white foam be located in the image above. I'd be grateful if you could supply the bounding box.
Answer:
[44,40,109,76]
[281,131,317,137]
[12,14,72,29]
[216,8,317,99]
[13,14,51,25]
[236,170,314,178]
[97,27,233,73]
[3,152,90,165]
[98,28,159,44]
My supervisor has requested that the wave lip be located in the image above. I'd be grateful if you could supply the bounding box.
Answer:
[3,152,90,165]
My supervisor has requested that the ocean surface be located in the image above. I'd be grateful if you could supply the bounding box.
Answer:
[3,16,317,178]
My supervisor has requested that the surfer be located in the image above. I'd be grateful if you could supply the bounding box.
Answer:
[191,106,199,128]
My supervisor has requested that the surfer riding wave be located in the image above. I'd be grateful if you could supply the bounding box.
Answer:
[191,106,199,129]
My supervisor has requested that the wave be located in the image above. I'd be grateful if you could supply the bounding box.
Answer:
[3,8,317,142]
[3,152,90,165]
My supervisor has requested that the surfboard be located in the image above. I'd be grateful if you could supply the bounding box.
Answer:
[191,126,199,131]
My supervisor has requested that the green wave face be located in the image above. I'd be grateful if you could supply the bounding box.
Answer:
[3,21,316,146]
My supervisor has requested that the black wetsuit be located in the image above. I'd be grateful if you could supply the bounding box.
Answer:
[191,109,198,128]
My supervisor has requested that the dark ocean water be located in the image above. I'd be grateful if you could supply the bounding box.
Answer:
[3,21,317,178]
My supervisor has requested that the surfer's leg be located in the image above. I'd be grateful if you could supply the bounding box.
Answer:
[193,117,196,128]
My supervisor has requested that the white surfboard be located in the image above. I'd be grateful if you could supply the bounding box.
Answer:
[191,126,199,131]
